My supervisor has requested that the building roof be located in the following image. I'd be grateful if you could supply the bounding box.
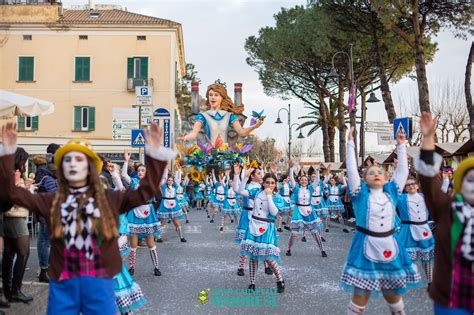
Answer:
[435,142,465,155]
[58,9,180,26]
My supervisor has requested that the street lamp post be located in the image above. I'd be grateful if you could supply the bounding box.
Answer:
[275,104,304,161]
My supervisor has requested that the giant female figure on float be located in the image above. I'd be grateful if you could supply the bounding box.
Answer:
[178,83,263,144]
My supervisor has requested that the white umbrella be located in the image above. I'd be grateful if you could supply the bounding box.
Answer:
[0,90,55,119]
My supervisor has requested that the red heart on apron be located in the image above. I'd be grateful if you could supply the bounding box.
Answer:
[144,210,149,216]
[383,250,392,258]
[259,227,266,233]
[423,231,429,237]
[334,197,338,202]
[316,201,320,205]
[307,210,311,214]
[170,202,175,207]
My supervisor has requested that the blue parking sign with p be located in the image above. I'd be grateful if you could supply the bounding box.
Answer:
[140,87,149,96]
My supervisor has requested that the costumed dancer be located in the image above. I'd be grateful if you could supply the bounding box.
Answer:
[239,172,286,293]
[109,165,147,314]
[121,150,162,276]
[397,177,435,287]
[277,175,292,232]
[157,169,187,242]
[195,181,206,211]
[220,169,241,231]
[210,169,225,224]
[285,161,327,258]
[205,175,215,219]
[310,167,328,242]
[176,169,190,224]
[326,167,350,233]
[414,112,474,315]
[233,163,263,277]
[0,122,171,314]
[114,214,147,314]
[341,127,421,315]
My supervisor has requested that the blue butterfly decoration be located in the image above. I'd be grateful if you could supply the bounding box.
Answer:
[251,110,266,120]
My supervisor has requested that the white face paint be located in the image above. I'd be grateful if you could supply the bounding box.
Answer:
[62,151,89,187]
[461,169,474,204]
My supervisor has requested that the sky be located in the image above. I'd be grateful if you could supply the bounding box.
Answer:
[63,0,473,158]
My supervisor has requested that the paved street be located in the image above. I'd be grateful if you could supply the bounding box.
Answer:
[17,208,433,314]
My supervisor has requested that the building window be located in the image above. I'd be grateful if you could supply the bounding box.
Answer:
[127,57,148,79]
[79,35,88,40]
[137,35,146,40]
[75,57,91,82]
[17,116,38,131]
[23,35,32,40]
[74,106,95,131]
[18,56,34,81]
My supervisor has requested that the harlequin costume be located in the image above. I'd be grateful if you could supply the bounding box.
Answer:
[397,192,435,284]
[415,152,474,314]
[0,139,171,314]
[341,139,421,299]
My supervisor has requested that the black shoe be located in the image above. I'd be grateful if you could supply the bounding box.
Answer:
[277,280,285,293]
[321,251,328,257]
[154,268,162,276]
[277,228,283,232]
[325,228,329,233]
[210,219,214,223]
[207,215,210,218]
[167,219,171,223]
[186,220,189,224]
[343,228,350,233]
[301,236,307,242]
[10,291,33,303]
[284,226,291,231]
[286,250,291,256]
[129,268,135,276]
[219,226,224,232]
[38,268,49,283]
[237,268,245,276]
[264,267,273,275]
[180,238,187,243]
[321,236,326,242]
[281,221,286,225]
[230,219,234,223]
[156,238,163,243]
[248,284,256,292]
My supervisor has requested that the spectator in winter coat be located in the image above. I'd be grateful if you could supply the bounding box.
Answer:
[33,155,57,283]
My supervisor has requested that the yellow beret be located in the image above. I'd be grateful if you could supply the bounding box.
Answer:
[453,157,474,194]
[54,138,102,173]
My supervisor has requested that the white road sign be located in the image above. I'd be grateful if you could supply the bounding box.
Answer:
[112,108,139,140]
[365,121,393,133]
[377,133,396,145]
[136,86,153,106]
[139,105,153,126]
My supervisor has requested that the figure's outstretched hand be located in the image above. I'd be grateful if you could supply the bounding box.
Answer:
[254,119,264,128]
[144,122,163,149]
[1,122,17,152]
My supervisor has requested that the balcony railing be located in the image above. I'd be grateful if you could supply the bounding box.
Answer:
[127,78,154,91]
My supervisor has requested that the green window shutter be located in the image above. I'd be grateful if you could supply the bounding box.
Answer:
[74,106,82,131]
[140,57,148,79]
[88,107,95,131]
[17,117,26,131]
[19,57,34,81]
[32,116,38,130]
[75,57,90,81]
[127,58,134,79]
